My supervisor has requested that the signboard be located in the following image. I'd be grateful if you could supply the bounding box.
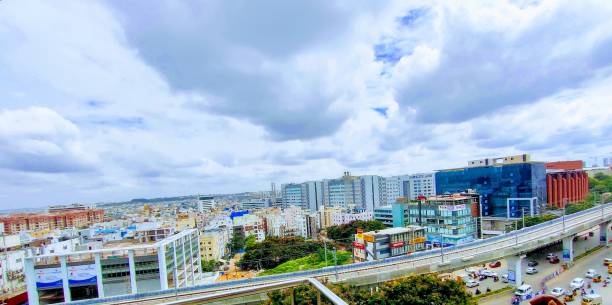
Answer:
[36,267,63,289]
[352,242,365,249]
[36,264,97,289]
[562,249,571,260]
[363,234,375,243]
[67,264,97,286]
[438,204,466,212]
[389,241,405,248]
[507,270,516,283]
[409,236,426,244]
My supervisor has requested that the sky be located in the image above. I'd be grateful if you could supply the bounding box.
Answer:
[1,0,612,208]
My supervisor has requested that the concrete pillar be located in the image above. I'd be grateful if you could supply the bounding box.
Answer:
[181,237,187,287]
[562,236,574,264]
[94,253,104,298]
[128,250,138,294]
[188,234,195,285]
[60,255,71,302]
[506,254,525,287]
[158,245,168,290]
[196,231,203,282]
[546,175,552,207]
[173,240,179,288]
[600,221,610,247]
[24,257,40,305]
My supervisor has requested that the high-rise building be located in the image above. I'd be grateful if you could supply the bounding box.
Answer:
[408,173,436,200]
[435,155,546,218]
[361,175,388,211]
[305,181,324,213]
[281,183,306,209]
[384,175,410,204]
[322,172,363,209]
[197,196,215,213]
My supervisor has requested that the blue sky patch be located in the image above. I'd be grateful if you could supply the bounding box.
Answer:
[372,107,388,117]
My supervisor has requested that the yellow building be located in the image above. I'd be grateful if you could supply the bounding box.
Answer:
[199,230,226,262]
[176,213,196,231]
[319,207,342,229]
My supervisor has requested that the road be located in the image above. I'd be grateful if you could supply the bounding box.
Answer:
[479,226,610,305]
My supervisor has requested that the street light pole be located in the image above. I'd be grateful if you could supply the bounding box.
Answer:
[479,201,484,239]
[521,207,525,229]
[562,198,567,233]
[333,247,338,281]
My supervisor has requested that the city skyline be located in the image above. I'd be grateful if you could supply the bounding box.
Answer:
[2,1,612,208]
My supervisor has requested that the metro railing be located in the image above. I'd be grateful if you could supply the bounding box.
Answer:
[64,202,611,305]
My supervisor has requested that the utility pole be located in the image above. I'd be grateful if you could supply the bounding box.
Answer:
[323,239,328,267]
[562,198,567,233]
[521,207,525,229]
[479,200,484,239]
[333,247,338,281]
[515,221,518,245]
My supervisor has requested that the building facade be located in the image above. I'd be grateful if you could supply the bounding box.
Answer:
[0,209,104,235]
[408,173,436,200]
[384,175,410,205]
[353,226,426,261]
[393,194,478,246]
[361,175,388,211]
[435,157,546,218]
[24,229,201,305]
[373,206,393,228]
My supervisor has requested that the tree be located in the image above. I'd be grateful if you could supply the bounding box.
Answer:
[261,274,476,305]
[238,236,324,270]
[516,214,558,229]
[326,220,386,246]
[201,260,220,272]
[245,234,257,249]
[230,231,245,254]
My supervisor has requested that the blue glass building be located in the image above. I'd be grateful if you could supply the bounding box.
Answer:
[435,162,547,218]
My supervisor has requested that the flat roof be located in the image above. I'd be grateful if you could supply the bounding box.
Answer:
[366,226,424,235]
[30,228,197,259]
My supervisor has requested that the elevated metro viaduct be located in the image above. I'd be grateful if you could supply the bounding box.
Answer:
[62,203,611,305]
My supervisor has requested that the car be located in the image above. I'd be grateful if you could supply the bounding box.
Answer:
[570,277,585,289]
[465,279,479,288]
[604,258,612,266]
[481,270,498,277]
[526,267,538,274]
[549,256,559,264]
[527,260,538,267]
[550,287,565,297]
[585,269,601,279]
[515,284,533,297]
[488,261,501,268]
[546,253,556,260]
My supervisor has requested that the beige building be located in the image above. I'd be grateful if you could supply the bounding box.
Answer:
[199,229,226,262]
[176,213,196,231]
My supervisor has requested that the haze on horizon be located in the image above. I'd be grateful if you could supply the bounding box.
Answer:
[1,0,612,208]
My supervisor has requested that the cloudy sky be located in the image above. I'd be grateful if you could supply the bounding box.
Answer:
[1,0,611,208]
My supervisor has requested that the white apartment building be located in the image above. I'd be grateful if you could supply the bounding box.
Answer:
[197,196,215,213]
[408,173,436,200]
[232,214,265,242]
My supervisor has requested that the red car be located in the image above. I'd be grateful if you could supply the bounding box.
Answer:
[548,256,559,264]
[488,261,501,268]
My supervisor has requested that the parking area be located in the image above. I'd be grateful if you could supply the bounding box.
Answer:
[477,226,607,304]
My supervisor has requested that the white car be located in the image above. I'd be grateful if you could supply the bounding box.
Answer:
[550,287,565,297]
[526,267,538,274]
[481,270,498,277]
[546,253,556,259]
[465,279,479,288]
[585,269,599,279]
[570,277,585,289]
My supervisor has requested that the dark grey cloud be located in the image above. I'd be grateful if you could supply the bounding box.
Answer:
[106,0,368,140]
[394,2,612,123]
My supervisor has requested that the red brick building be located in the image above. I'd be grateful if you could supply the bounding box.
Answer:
[0,209,104,235]
[545,161,589,208]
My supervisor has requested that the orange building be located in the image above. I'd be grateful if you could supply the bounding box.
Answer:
[0,208,104,235]
[546,161,588,208]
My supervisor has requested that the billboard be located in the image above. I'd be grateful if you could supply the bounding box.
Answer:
[36,264,97,289]
[438,204,466,212]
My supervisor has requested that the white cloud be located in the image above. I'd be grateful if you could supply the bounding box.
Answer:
[0,0,611,207]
